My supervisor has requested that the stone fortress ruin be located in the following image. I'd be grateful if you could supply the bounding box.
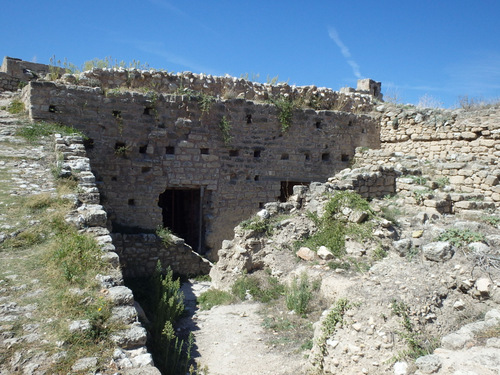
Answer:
[2,56,384,275]
[2,56,500,278]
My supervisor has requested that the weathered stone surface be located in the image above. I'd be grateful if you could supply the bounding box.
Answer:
[317,246,333,260]
[108,286,135,306]
[296,247,316,261]
[111,324,147,349]
[423,241,454,262]
[415,354,442,374]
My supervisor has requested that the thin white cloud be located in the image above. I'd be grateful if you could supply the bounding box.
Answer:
[328,27,362,79]
[146,0,219,36]
[127,39,215,74]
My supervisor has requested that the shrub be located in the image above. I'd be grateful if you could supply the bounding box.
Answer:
[268,95,296,132]
[285,272,313,316]
[218,116,232,145]
[7,99,25,114]
[323,191,373,221]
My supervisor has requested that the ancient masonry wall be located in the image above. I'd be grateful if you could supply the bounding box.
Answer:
[23,81,380,256]
[63,67,375,111]
[112,233,211,278]
[375,105,500,202]
[55,133,159,372]
[0,72,20,91]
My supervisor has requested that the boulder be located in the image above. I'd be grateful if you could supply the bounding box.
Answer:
[423,241,454,262]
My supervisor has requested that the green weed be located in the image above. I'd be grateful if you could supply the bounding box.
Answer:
[197,289,234,310]
[436,228,485,247]
[218,116,232,145]
[156,226,174,247]
[7,99,25,114]
[16,121,83,143]
[268,95,296,132]
[285,272,313,316]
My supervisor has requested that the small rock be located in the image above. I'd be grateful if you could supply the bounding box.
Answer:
[394,361,408,375]
[476,278,491,296]
[415,354,442,374]
[352,323,362,332]
[317,246,333,260]
[412,230,423,238]
[453,299,466,311]
[296,247,316,261]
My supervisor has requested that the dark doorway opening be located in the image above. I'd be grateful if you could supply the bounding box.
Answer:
[158,188,202,252]
[279,181,310,202]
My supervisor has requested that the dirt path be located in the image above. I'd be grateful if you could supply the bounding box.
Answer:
[178,282,307,375]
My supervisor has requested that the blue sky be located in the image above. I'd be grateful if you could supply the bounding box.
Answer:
[2,1,499,107]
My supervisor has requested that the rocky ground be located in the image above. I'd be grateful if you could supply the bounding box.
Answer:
[207,155,500,374]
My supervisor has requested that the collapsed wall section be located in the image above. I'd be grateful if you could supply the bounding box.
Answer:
[24,81,380,257]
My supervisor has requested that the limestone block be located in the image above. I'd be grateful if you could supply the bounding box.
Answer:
[317,246,333,260]
[423,241,454,262]
[296,247,316,261]
[449,175,465,184]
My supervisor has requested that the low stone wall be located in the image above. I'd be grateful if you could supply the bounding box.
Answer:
[354,148,500,204]
[327,166,399,199]
[0,72,20,91]
[376,104,500,162]
[112,233,211,278]
[1,56,54,81]
[61,68,376,112]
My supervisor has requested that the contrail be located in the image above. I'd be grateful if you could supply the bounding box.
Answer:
[328,27,362,79]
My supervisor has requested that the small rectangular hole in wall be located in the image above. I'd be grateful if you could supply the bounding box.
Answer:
[254,150,261,158]
[200,148,209,155]
[254,175,260,181]
[362,128,366,133]
[341,154,350,162]
[246,114,252,124]
[348,120,353,127]
[128,199,135,206]
[281,153,289,160]
[229,149,239,157]
[112,110,122,119]
[259,202,264,208]
[141,166,151,173]
[165,146,175,155]
[315,121,322,129]
[139,145,147,154]
[111,176,117,181]
[304,153,311,161]
[322,153,330,161]
[144,107,153,115]
[48,105,57,113]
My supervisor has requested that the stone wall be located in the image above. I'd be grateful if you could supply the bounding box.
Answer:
[1,56,54,81]
[370,104,500,204]
[112,233,211,278]
[326,165,399,199]
[23,81,380,255]
[54,133,159,373]
[61,68,376,112]
[0,72,20,91]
